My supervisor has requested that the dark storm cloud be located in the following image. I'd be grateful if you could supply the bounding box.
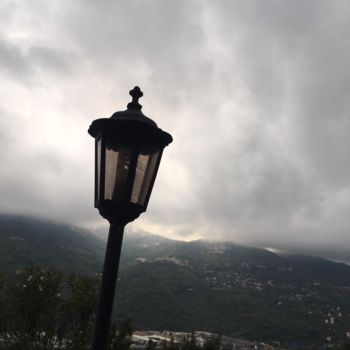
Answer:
[141,0,350,259]
[0,37,75,83]
[0,38,32,78]
[1,0,350,260]
[63,0,202,58]
[188,0,350,259]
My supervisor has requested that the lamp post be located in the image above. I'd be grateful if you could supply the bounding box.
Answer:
[88,86,173,350]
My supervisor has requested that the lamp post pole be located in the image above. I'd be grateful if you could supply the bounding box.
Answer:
[91,224,124,350]
[88,86,172,350]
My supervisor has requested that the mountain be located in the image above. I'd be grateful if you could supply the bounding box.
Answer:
[116,234,350,347]
[0,214,105,275]
[1,214,350,348]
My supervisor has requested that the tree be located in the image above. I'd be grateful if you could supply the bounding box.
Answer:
[1,265,63,349]
[182,331,199,350]
[0,265,101,350]
[62,274,99,349]
[203,335,221,350]
[109,319,133,350]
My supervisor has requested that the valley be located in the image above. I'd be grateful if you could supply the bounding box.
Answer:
[1,214,350,348]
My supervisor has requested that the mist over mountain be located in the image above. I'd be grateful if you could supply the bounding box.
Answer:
[1,213,350,347]
[0,213,105,275]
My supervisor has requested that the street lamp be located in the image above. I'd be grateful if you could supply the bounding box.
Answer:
[88,86,172,350]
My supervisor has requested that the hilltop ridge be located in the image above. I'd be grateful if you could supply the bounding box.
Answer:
[0,213,349,347]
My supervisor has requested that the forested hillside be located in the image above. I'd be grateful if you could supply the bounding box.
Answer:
[1,214,350,348]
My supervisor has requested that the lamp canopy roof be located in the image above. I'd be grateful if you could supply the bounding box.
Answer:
[88,86,172,148]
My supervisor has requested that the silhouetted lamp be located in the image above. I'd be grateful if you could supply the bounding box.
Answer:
[88,86,172,350]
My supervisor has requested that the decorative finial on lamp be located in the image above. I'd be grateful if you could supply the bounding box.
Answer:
[127,86,143,110]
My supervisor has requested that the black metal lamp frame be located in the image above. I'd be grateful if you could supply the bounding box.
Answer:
[88,87,172,350]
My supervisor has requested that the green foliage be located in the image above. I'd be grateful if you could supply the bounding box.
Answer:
[108,319,133,350]
[335,345,350,350]
[146,338,157,350]
[185,332,199,350]
[203,335,221,350]
[2,265,63,349]
[61,274,99,349]
[0,265,100,350]
[0,272,7,337]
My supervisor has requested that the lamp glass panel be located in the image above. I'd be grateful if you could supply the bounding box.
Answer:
[131,154,149,204]
[131,151,160,206]
[104,147,132,201]
[104,148,118,200]
[96,138,101,202]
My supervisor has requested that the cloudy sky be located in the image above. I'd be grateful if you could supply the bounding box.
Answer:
[1,0,350,260]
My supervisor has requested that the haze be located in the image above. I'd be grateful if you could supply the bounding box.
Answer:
[1,1,350,261]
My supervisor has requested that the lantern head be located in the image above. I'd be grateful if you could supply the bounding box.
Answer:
[88,87,173,225]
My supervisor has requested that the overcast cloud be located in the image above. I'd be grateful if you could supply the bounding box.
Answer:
[1,0,350,261]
